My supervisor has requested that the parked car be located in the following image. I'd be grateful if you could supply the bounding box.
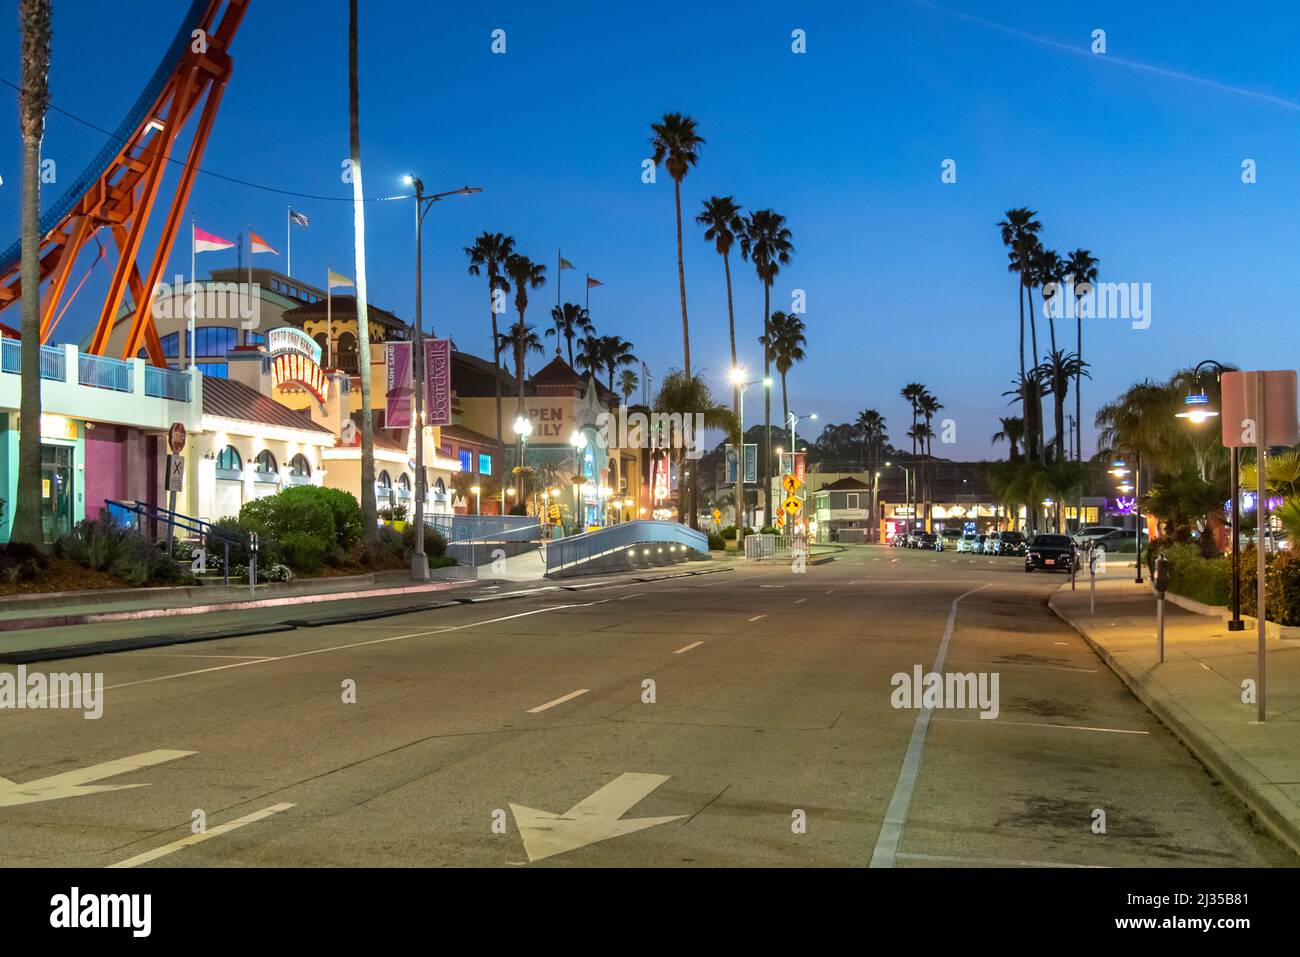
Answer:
[973,534,989,554]
[1025,534,1075,572]
[916,532,938,550]
[941,529,961,548]
[1089,528,1150,553]
[1072,525,1125,546]
[993,530,1028,557]
[956,533,979,553]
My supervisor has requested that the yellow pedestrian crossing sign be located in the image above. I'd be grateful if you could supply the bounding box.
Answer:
[783,494,803,515]
[711,508,722,525]
[781,473,803,495]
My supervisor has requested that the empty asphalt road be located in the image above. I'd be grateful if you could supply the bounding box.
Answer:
[0,546,1292,868]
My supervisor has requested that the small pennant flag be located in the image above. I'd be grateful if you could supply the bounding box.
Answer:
[327,268,354,289]
[194,226,235,253]
[249,230,278,255]
[289,209,311,228]
[558,256,575,270]
[586,275,603,289]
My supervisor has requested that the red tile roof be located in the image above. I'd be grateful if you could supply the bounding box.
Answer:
[202,376,332,434]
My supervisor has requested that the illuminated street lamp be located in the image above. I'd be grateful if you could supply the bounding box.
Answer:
[470,484,481,515]
[570,430,587,528]
[730,366,769,540]
[1108,448,1144,583]
[1178,359,1242,630]
[512,415,533,504]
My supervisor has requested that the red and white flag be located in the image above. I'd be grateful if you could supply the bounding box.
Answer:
[194,226,235,253]
[249,230,278,255]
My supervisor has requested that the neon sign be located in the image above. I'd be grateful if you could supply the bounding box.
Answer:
[271,351,329,402]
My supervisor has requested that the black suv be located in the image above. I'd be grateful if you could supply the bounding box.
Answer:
[994,531,1028,557]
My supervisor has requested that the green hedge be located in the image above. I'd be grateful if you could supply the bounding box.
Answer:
[1159,543,1231,607]
[1241,548,1300,626]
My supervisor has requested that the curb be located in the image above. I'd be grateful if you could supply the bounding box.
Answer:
[1048,589,1300,858]
[0,565,735,664]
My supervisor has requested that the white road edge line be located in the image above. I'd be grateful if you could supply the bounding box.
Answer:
[895,851,1106,869]
[869,582,992,869]
[793,598,806,605]
[931,717,1148,735]
[673,641,704,654]
[108,802,296,868]
[527,688,590,714]
[747,615,766,622]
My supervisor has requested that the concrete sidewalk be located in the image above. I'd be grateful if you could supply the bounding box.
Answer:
[1049,575,1300,856]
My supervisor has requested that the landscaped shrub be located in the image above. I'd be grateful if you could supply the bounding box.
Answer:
[240,489,334,549]
[278,530,328,574]
[0,541,48,584]
[302,486,363,549]
[1241,548,1300,626]
[204,518,285,571]
[400,523,447,558]
[759,525,778,535]
[1159,543,1231,606]
[55,517,191,586]
[707,531,726,551]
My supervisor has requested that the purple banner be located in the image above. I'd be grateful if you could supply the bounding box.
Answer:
[425,338,452,427]
[386,342,412,428]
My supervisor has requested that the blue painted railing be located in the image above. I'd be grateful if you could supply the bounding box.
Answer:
[145,364,192,401]
[78,353,133,392]
[428,514,542,544]
[545,520,708,574]
[1,339,67,381]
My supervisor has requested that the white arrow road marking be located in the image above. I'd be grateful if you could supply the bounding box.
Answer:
[0,750,195,808]
[510,772,684,862]
[108,802,295,868]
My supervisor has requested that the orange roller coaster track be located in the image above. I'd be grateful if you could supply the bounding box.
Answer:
[0,0,249,365]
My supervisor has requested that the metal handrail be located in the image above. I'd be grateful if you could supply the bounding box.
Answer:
[106,499,237,585]
[445,522,544,566]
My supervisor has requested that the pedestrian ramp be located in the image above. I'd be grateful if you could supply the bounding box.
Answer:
[544,521,709,578]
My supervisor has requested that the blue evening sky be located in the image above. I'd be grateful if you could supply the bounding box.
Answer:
[3,0,1299,459]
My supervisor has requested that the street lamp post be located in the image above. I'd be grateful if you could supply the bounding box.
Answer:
[1177,359,1242,630]
[403,176,481,579]
[730,369,771,540]
[512,415,533,512]
[570,429,587,531]
[470,484,481,515]
[1108,451,1143,583]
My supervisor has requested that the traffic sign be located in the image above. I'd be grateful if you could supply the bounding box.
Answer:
[165,453,185,492]
[783,494,803,515]
[711,508,722,525]
[781,473,803,495]
[167,422,186,453]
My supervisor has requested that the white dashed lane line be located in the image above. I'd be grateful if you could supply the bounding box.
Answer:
[527,688,590,714]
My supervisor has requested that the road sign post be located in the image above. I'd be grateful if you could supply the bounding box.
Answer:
[164,422,187,556]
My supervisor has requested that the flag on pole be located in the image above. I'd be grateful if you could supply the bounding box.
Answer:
[193,227,235,253]
[288,209,311,228]
[249,230,278,255]
[586,276,603,288]
[328,269,354,289]
[558,256,575,270]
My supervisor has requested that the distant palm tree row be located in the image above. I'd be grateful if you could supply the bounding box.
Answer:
[899,384,944,524]
[463,233,639,444]
[650,112,804,529]
[997,208,1098,467]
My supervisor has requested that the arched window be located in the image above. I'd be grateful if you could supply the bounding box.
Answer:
[216,445,242,472]
[434,478,447,500]
[254,450,278,475]
[377,470,392,491]
[289,454,311,477]
[398,473,411,492]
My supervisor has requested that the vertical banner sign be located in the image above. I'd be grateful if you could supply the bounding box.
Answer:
[424,338,452,427]
[386,342,412,429]
[652,452,670,503]
[793,452,807,484]
[725,444,757,483]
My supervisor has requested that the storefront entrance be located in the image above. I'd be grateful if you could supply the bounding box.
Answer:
[41,444,75,543]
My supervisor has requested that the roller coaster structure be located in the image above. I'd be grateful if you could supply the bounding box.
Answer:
[0,0,248,365]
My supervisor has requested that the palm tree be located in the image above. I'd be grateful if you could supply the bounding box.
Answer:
[696,196,745,373]
[598,335,636,393]
[654,369,739,529]
[497,322,545,410]
[991,416,1026,462]
[1035,350,1089,462]
[574,334,605,379]
[919,391,943,524]
[347,0,379,544]
[739,209,794,513]
[465,231,516,450]
[503,254,547,412]
[649,113,704,375]
[900,383,925,520]
[763,311,807,427]
[856,409,888,474]
[1066,248,1099,460]
[546,301,592,366]
[11,0,51,546]
[618,368,639,404]
[998,208,1042,458]
[1034,248,1068,460]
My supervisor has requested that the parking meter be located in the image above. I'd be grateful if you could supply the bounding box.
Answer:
[1154,554,1169,663]
[249,532,259,591]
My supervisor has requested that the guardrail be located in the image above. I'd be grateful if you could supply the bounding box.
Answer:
[743,534,810,561]
[78,352,133,392]
[428,514,541,544]
[144,364,192,401]
[545,520,708,574]
[0,339,67,381]
[445,522,544,567]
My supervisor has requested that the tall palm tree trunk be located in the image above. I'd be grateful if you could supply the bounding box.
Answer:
[489,270,503,454]
[674,178,691,377]
[1075,306,1083,460]
[762,283,772,525]
[725,252,742,538]
[348,0,378,544]
[12,0,51,546]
